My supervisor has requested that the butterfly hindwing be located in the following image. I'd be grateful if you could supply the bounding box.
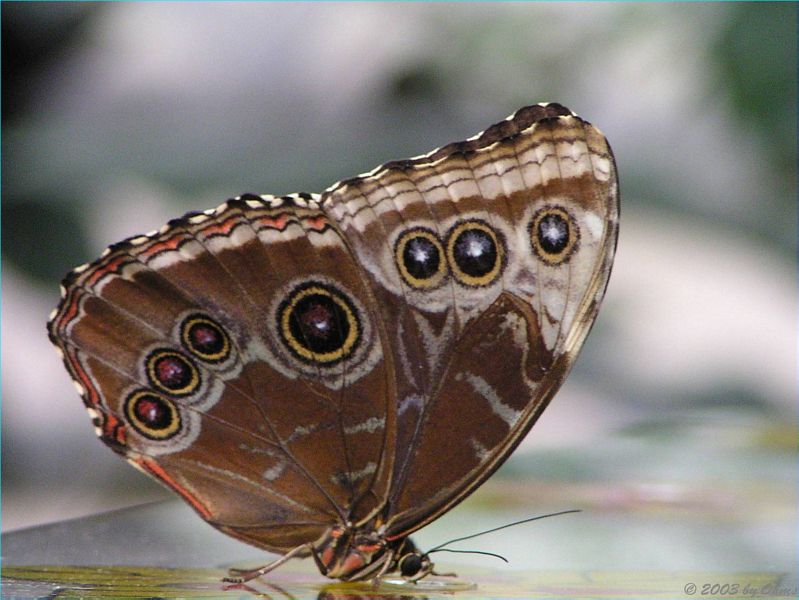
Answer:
[323,105,618,536]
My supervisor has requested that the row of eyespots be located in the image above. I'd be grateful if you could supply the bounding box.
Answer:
[394,207,579,290]
[394,219,506,290]
[124,315,231,441]
[277,281,361,367]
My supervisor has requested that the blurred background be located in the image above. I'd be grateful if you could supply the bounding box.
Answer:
[2,2,796,576]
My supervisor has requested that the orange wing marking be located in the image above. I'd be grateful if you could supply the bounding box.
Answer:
[255,213,291,231]
[85,255,130,286]
[136,457,214,520]
[303,215,330,231]
[139,232,190,260]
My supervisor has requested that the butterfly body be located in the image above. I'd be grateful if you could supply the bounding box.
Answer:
[312,524,417,581]
[48,103,618,581]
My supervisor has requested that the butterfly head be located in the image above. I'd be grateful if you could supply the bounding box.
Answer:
[395,539,432,579]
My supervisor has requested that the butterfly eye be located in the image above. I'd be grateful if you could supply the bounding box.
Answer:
[446,220,505,287]
[146,349,201,396]
[278,282,361,365]
[398,552,424,576]
[181,315,231,363]
[394,228,447,289]
[124,390,181,440]
[530,206,579,264]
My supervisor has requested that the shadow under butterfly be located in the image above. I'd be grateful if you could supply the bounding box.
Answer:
[48,103,619,583]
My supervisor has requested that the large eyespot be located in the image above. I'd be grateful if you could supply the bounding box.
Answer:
[180,314,231,363]
[278,282,361,365]
[124,390,181,440]
[530,206,579,264]
[445,220,505,287]
[394,227,447,289]
[146,349,200,396]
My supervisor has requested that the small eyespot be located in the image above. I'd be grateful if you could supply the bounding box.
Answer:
[530,206,579,264]
[146,349,200,396]
[446,220,505,287]
[124,390,181,440]
[394,227,447,289]
[278,282,361,365]
[181,314,231,363]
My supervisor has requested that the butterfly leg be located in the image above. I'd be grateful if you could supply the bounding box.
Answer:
[405,563,456,582]
[405,563,434,583]
[430,568,458,578]
[368,548,396,586]
[224,543,314,583]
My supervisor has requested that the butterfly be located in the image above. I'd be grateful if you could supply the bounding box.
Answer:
[48,103,619,582]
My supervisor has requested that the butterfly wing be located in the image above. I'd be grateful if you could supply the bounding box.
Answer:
[50,103,616,568]
[322,104,618,537]
[48,195,397,552]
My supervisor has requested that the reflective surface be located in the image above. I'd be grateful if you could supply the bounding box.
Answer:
[4,419,796,599]
[2,565,794,600]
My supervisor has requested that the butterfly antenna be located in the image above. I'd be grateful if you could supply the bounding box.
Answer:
[426,509,581,553]
[427,548,509,563]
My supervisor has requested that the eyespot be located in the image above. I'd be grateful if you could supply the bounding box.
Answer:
[124,390,181,440]
[530,206,579,265]
[445,220,505,287]
[180,314,231,363]
[278,282,361,365]
[394,227,447,289]
[145,349,201,396]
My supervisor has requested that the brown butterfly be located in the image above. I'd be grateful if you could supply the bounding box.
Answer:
[48,103,618,582]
